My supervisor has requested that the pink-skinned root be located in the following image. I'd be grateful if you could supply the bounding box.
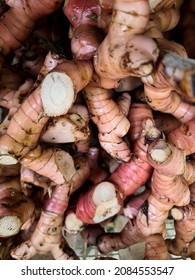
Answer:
[0,178,35,237]
[10,211,78,260]
[97,218,144,254]
[83,83,131,163]
[76,181,123,224]
[145,234,172,260]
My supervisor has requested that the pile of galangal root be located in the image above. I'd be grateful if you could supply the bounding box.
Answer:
[0,0,195,260]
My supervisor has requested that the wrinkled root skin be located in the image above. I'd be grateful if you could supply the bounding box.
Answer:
[10,211,78,260]
[166,237,195,259]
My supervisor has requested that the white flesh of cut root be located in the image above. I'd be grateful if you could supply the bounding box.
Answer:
[41,72,75,117]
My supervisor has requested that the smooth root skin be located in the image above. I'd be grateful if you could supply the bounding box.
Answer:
[71,25,104,60]
[63,0,101,28]
[63,0,106,60]
[63,0,112,34]
[109,139,152,197]
[87,147,109,185]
